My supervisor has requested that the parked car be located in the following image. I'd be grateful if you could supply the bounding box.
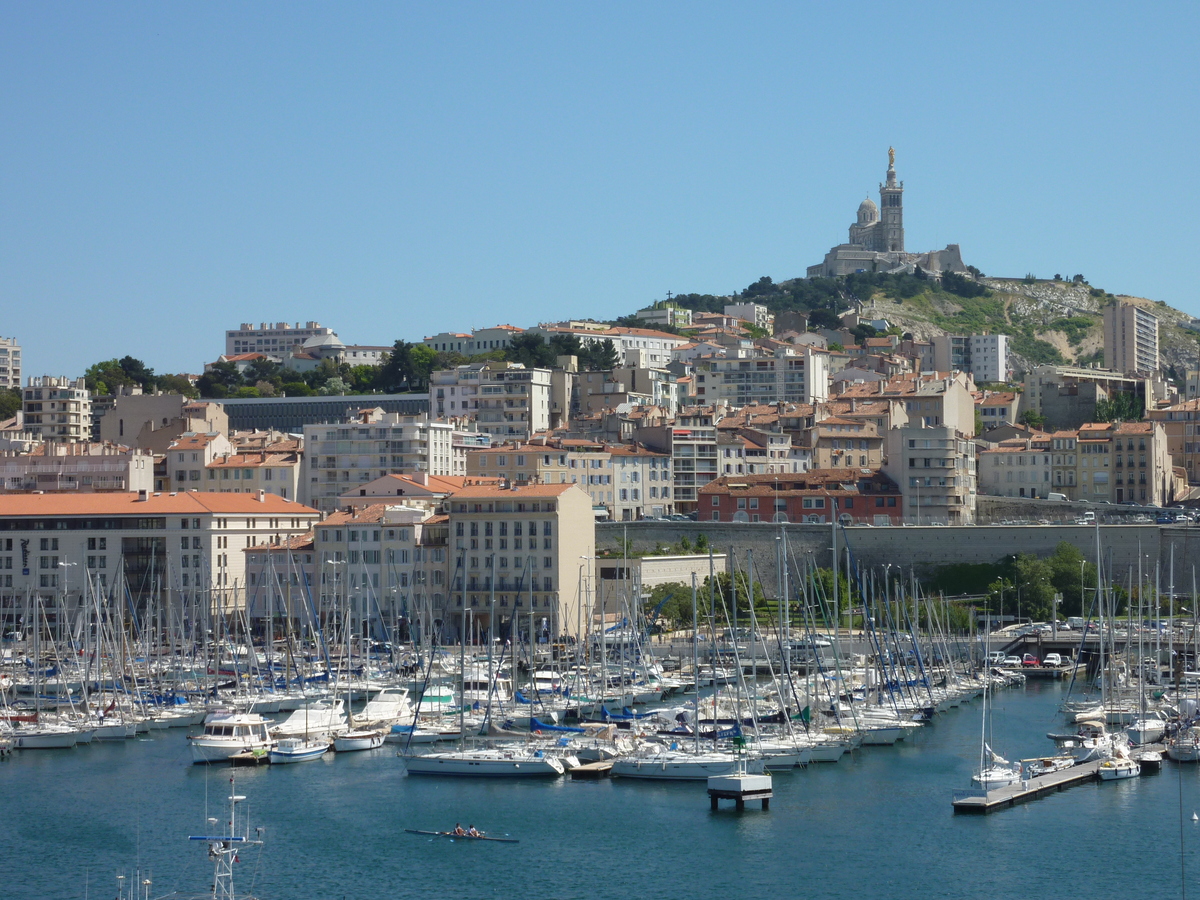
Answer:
[1003,655,1022,667]
[1042,653,1063,667]
[987,651,1006,665]
[1022,653,1039,666]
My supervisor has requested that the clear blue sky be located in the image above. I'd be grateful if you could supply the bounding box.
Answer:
[3,3,1197,378]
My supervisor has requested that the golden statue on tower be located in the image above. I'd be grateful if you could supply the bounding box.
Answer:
[888,146,895,168]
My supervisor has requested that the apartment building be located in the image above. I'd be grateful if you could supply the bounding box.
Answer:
[1147,398,1200,483]
[301,413,463,514]
[723,302,774,332]
[529,324,689,368]
[423,325,525,356]
[445,482,594,640]
[310,504,445,637]
[430,362,552,440]
[23,377,92,442]
[636,413,719,515]
[1049,431,1079,495]
[977,391,1021,430]
[608,443,674,521]
[206,450,301,500]
[576,366,679,416]
[1103,301,1159,376]
[806,417,883,470]
[0,442,154,495]
[699,470,902,525]
[717,429,797,476]
[167,433,235,487]
[930,334,1009,383]
[977,434,1053,499]
[702,346,830,406]
[1023,365,1149,430]
[467,440,613,517]
[0,492,319,619]
[226,321,336,356]
[882,424,977,525]
[0,338,21,391]
[242,533,317,636]
[634,302,693,328]
[338,473,502,512]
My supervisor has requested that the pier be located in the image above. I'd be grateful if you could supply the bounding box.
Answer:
[952,761,1101,813]
[570,760,614,780]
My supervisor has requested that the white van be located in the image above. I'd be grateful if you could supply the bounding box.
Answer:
[1066,617,1085,631]
[1047,492,1067,502]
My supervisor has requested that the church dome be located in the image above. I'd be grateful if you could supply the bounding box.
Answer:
[856,197,879,225]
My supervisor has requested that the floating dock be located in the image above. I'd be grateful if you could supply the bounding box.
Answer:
[570,760,614,780]
[952,761,1101,813]
[228,750,270,767]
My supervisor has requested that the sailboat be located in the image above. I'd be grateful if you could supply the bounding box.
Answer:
[971,616,1020,789]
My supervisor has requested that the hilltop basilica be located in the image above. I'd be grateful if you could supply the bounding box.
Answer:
[806,148,968,278]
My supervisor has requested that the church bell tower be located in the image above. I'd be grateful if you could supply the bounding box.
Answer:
[878,147,904,253]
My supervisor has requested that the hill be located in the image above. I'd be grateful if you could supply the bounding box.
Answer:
[665,272,1200,380]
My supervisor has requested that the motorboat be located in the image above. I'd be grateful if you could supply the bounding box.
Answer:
[385,723,442,744]
[1021,756,1075,777]
[189,712,275,764]
[333,730,385,752]
[268,736,330,764]
[270,699,348,738]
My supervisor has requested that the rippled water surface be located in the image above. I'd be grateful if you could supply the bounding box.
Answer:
[4,681,1200,900]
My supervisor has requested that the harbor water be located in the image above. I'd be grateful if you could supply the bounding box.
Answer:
[4,680,1200,899]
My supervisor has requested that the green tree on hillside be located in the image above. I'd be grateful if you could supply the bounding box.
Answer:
[0,388,21,420]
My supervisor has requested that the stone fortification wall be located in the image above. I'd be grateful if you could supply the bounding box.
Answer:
[597,521,1197,596]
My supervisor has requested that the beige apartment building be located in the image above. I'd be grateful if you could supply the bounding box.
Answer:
[0,492,318,617]
[468,439,614,517]
[23,377,92,442]
[445,482,594,640]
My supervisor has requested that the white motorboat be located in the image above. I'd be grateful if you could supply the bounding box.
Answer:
[333,730,385,752]
[1021,756,1075,777]
[189,712,275,764]
[270,699,348,737]
[402,747,565,777]
[385,724,442,744]
[356,688,413,727]
[268,736,330,764]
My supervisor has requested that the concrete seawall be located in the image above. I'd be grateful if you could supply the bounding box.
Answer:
[597,522,1200,594]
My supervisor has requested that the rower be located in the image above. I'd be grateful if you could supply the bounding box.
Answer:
[453,823,466,836]
[467,825,480,837]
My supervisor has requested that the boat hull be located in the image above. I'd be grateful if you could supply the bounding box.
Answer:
[402,753,565,777]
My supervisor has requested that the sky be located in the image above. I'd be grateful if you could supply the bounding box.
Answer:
[2,3,1198,379]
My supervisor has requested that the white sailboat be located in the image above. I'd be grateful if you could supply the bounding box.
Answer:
[971,618,1020,789]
